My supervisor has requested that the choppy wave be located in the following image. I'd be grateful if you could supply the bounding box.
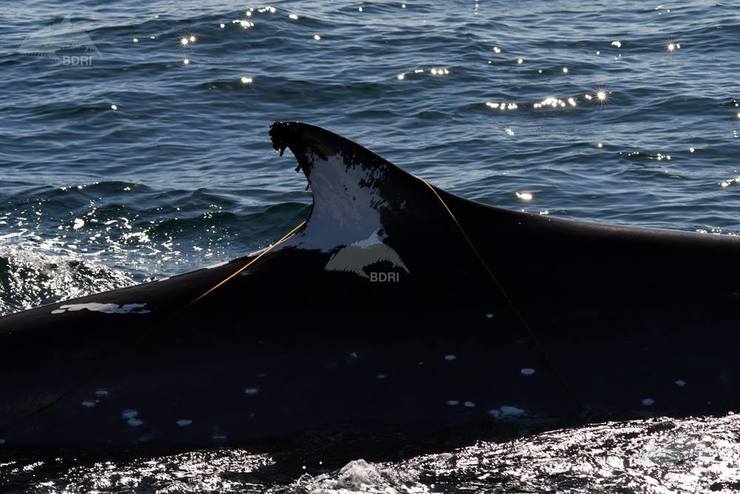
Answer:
[0,181,306,315]
[3,415,739,493]
[0,242,134,315]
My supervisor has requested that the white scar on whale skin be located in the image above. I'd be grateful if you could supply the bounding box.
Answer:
[278,152,394,252]
[324,230,409,278]
[51,302,151,315]
[488,405,527,418]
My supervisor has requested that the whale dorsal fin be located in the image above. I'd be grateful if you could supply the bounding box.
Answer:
[270,122,433,252]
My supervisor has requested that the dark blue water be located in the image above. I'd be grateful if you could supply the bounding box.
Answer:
[1,1,739,491]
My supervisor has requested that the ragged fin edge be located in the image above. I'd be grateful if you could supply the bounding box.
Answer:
[269,122,425,252]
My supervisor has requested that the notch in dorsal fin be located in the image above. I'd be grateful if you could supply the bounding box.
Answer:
[270,122,433,252]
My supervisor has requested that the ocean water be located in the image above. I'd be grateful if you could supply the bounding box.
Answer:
[1,0,739,491]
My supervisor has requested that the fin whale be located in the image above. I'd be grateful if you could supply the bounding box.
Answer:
[2,122,740,453]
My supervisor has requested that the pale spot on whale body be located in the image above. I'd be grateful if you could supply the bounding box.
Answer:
[489,405,526,418]
[244,387,259,395]
[444,354,457,361]
[675,379,687,387]
[520,368,535,376]
[176,419,193,427]
[122,409,143,427]
[642,398,655,407]
[81,400,96,408]
[0,439,5,446]
[51,302,151,315]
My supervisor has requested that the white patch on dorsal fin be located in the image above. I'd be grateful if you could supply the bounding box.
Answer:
[353,230,384,248]
[269,122,428,255]
[280,150,393,252]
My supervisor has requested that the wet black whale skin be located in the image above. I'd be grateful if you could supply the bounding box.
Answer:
[1,122,739,453]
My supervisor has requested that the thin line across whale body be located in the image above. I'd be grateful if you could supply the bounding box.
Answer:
[324,230,409,280]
